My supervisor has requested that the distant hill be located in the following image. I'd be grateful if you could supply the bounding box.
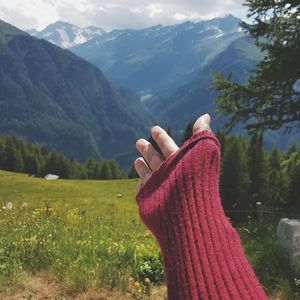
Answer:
[28,21,106,49]
[0,19,153,169]
[70,15,245,92]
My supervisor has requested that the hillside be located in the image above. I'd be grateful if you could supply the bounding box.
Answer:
[146,36,300,149]
[0,19,153,169]
[147,36,262,130]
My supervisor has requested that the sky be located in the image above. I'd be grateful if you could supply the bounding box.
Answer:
[0,0,247,31]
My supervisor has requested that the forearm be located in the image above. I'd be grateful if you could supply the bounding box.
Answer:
[136,131,267,300]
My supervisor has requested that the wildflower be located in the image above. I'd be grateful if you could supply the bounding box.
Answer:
[145,278,151,284]
[21,202,28,210]
[128,277,134,283]
[45,205,52,216]
[7,202,13,210]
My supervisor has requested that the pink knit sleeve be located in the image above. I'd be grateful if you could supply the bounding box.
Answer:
[136,130,268,300]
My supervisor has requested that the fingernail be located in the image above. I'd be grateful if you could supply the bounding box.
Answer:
[151,125,163,133]
[199,114,210,126]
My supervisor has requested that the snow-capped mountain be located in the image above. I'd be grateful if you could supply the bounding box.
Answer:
[29,21,106,48]
[71,14,244,92]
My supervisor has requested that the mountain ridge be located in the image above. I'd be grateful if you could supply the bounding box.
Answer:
[70,14,245,92]
[146,35,299,150]
[0,19,152,169]
[29,21,106,48]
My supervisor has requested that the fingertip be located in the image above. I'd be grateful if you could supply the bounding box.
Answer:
[151,125,164,138]
[135,138,146,150]
[193,113,212,135]
[134,157,143,167]
[205,113,211,124]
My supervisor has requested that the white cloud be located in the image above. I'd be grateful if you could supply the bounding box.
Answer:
[174,13,187,21]
[147,3,163,18]
[130,7,143,14]
[0,0,247,31]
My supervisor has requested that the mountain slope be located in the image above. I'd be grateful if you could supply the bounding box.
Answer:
[71,15,245,92]
[0,19,152,168]
[30,21,106,48]
[147,36,261,129]
[146,36,299,149]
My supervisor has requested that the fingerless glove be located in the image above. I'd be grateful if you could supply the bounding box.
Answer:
[136,130,268,300]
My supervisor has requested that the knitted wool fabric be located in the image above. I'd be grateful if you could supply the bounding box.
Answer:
[136,130,268,300]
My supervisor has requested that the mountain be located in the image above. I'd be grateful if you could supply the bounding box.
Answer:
[29,21,106,48]
[147,36,262,128]
[0,19,153,169]
[71,15,245,93]
[146,36,300,150]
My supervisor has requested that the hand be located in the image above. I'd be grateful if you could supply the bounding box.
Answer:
[134,113,212,192]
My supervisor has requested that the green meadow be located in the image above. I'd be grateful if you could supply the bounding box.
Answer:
[0,170,163,298]
[0,170,298,299]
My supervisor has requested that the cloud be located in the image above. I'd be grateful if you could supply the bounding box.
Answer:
[0,0,246,31]
[147,3,163,17]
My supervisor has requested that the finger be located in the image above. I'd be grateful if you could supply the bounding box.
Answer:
[136,139,164,171]
[151,126,179,159]
[193,114,212,135]
[134,157,152,183]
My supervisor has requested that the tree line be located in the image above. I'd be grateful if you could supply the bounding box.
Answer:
[0,135,124,180]
[216,130,300,220]
[130,124,300,218]
[0,127,299,218]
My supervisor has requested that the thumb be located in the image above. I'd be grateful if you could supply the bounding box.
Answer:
[193,114,212,135]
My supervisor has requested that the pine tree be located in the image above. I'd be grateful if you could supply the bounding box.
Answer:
[91,163,98,179]
[109,160,123,179]
[269,147,281,171]
[281,150,300,210]
[5,138,24,172]
[216,129,226,156]
[100,160,112,180]
[0,139,6,169]
[289,160,300,210]
[41,152,60,176]
[220,137,249,218]
[57,153,71,179]
[247,132,268,206]
[85,158,98,179]
[25,155,40,175]
[266,147,283,209]
[213,1,300,132]
[128,164,138,179]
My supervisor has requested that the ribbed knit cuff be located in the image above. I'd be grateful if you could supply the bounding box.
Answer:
[136,130,268,300]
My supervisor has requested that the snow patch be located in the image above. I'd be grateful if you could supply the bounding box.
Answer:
[56,29,71,48]
[35,22,106,48]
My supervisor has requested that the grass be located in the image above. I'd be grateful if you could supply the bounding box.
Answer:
[0,169,299,299]
[0,170,163,298]
[238,218,300,299]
